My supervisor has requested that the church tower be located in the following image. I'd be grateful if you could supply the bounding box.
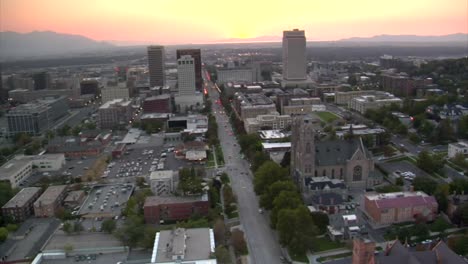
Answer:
[290,115,320,191]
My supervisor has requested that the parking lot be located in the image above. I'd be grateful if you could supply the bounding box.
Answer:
[78,184,134,218]
[378,160,433,189]
[103,141,190,183]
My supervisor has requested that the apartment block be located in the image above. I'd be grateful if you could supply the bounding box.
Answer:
[34,185,67,217]
[364,191,438,227]
[2,187,42,222]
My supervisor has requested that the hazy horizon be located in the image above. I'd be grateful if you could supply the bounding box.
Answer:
[1,0,467,45]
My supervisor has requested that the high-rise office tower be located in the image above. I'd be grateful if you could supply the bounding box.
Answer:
[33,71,51,90]
[282,29,307,81]
[147,45,166,87]
[177,55,196,96]
[176,49,202,91]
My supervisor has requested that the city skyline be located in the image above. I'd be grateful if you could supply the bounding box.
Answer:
[1,0,467,45]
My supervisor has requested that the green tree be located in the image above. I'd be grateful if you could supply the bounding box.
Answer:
[277,206,318,256]
[417,151,445,174]
[102,219,117,233]
[140,226,158,249]
[63,221,73,234]
[412,223,430,240]
[0,227,8,242]
[13,132,32,146]
[114,215,145,251]
[310,212,329,234]
[434,184,449,213]
[412,176,437,195]
[73,222,83,233]
[458,115,468,139]
[376,185,403,193]
[215,246,231,264]
[231,229,248,255]
[271,191,303,228]
[430,217,451,232]
[5,224,18,232]
[259,181,297,210]
[449,179,468,195]
[254,161,288,195]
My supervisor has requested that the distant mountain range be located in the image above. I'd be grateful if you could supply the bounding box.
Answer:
[339,33,468,42]
[0,31,114,61]
[218,33,468,43]
[215,35,282,43]
[0,31,466,61]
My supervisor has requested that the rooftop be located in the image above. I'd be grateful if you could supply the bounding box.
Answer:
[64,190,85,203]
[99,98,131,109]
[144,195,208,207]
[149,170,174,181]
[262,142,292,149]
[2,187,41,209]
[366,191,437,209]
[258,130,288,139]
[0,154,65,180]
[151,228,215,263]
[34,185,67,207]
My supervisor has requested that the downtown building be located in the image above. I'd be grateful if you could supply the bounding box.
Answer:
[101,82,130,103]
[34,185,67,218]
[1,187,42,222]
[6,96,69,136]
[148,45,166,87]
[0,154,65,188]
[348,92,403,114]
[233,93,277,120]
[176,49,202,91]
[98,98,133,129]
[174,55,203,112]
[142,94,171,113]
[281,29,312,88]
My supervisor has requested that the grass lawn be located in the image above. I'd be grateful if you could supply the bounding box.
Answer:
[215,144,225,166]
[311,237,345,252]
[317,252,352,263]
[206,150,216,168]
[289,250,309,263]
[315,111,339,123]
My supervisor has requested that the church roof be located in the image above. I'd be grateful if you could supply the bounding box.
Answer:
[315,138,371,166]
[309,192,344,206]
[305,177,346,190]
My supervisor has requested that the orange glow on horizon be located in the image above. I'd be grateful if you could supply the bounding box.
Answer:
[1,0,467,45]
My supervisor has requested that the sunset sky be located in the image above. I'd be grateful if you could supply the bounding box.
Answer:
[1,0,467,45]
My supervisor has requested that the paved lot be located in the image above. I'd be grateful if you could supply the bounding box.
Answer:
[103,134,191,185]
[44,232,123,251]
[0,218,60,261]
[78,184,134,217]
[42,253,128,264]
[378,160,432,180]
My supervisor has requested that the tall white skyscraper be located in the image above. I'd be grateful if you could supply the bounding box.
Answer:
[282,29,307,81]
[147,45,166,87]
[174,55,203,112]
[177,55,196,96]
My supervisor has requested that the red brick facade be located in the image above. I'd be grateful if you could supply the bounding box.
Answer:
[144,198,210,224]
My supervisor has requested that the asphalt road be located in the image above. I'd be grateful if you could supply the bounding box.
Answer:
[207,78,284,264]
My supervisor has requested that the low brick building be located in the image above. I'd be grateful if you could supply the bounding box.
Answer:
[1,187,41,222]
[34,185,67,217]
[144,195,209,224]
[364,191,438,228]
[63,190,86,208]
